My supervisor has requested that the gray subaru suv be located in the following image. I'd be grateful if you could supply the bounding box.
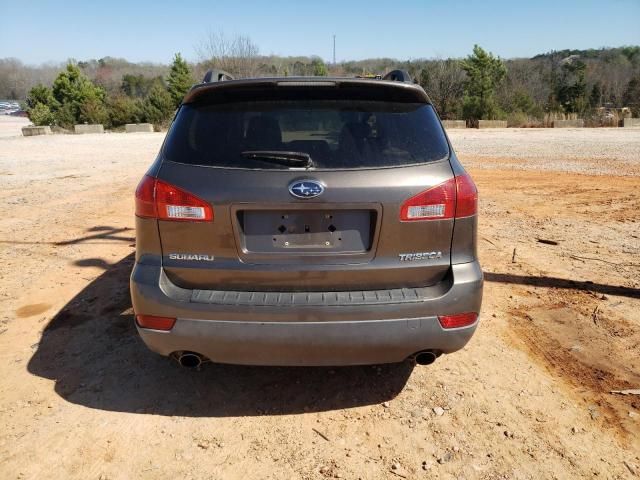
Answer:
[130,70,482,368]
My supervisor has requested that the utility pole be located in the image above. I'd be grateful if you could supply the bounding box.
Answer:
[333,35,336,65]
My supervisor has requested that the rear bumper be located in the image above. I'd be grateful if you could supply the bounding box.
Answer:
[130,260,483,366]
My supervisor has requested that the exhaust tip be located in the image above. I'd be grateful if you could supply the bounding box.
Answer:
[176,352,205,368]
[414,350,438,366]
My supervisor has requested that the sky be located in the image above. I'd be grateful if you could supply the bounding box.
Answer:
[1,0,639,64]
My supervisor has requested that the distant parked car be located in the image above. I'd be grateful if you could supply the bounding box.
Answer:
[0,101,22,116]
[130,70,483,368]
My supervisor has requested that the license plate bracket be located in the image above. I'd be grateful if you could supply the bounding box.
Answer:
[241,210,373,253]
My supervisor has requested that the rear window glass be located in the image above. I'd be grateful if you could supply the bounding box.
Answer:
[163,100,449,169]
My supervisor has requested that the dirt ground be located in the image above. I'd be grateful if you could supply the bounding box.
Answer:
[0,118,639,479]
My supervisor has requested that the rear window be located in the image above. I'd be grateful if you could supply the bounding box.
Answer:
[163,100,449,169]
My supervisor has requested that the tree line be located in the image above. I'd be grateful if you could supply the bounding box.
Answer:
[23,54,192,130]
[0,34,637,129]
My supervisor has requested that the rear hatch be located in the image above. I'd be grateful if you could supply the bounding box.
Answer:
[156,79,455,291]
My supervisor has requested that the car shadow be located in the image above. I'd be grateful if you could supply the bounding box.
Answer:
[0,226,134,247]
[484,272,640,299]
[27,253,414,417]
[54,226,135,246]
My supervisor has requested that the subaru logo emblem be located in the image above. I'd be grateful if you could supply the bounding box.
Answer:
[289,180,324,199]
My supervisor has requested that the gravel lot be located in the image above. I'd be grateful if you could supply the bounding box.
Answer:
[0,116,29,138]
[448,127,640,176]
[0,122,639,479]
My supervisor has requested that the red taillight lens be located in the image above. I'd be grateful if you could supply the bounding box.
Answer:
[136,314,176,331]
[400,178,456,221]
[399,174,477,221]
[135,175,213,222]
[438,312,478,329]
[455,173,478,218]
[135,175,157,218]
[155,179,213,221]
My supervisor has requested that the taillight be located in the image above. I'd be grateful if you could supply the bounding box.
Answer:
[400,177,456,221]
[454,173,478,218]
[135,175,213,222]
[135,175,157,218]
[399,173,477,221]
[438,312,478,329]
[135,314,176,331]
[155,179,213,221]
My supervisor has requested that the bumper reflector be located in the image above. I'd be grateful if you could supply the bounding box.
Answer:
[438,312,478,329]
[136,314,176,331]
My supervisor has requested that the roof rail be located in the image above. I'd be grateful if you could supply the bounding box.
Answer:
[202,69,235,83]
[382,70,413,83]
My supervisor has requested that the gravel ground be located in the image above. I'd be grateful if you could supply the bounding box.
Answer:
[0,126,639,479]
[0,115,29,138]
[448,127,640,176]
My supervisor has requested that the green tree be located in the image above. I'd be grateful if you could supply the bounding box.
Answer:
[167,53,194,108]
[621,46,640,63]
[142,83,174,126]
[554,60,587,113]
[511,90,535,113]
[460,45,507,120]
[121,74,162,98]
[55,103,76,130]
[51,64,106,128]
[28,102,56,126]
[26,84,58,125]
[622,77,640,116]
[107,94,143,127]
[311,58,328,76]
[26,84,56,110]
[79,97,109,125]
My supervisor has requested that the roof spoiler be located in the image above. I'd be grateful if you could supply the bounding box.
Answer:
[383,70,413,83]
[202,69,235,83]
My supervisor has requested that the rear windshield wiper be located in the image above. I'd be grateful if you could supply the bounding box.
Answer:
[241,150,314,168]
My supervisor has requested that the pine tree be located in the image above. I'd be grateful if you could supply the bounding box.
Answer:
[555,60,587,113]
[26,84,58,126]
[460,45,506,120]
[26,84,56,111]
[167,53,194,108]
[28,102,56,126]
[143,83,175,126]
[48,64,106,128]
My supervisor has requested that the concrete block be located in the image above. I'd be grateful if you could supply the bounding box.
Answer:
[125,123,154,133]
[22,126,52,136]
[477,120,508,129]
[623,118,640,128]
[553,119,584,128]
[74,124,104,134]
[441,120,466,129]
